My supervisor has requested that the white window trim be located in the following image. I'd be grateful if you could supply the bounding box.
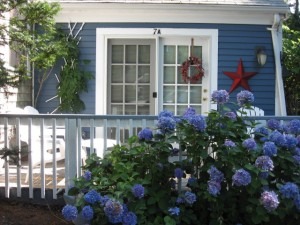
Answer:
[96,28,218,115]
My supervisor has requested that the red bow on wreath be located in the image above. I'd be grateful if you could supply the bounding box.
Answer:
[180,56,204,84]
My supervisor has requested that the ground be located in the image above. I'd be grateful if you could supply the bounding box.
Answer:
[0,199,72,225]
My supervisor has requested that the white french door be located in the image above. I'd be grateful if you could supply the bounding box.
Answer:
[96,28,218,117]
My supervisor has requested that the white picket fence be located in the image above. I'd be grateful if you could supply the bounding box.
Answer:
[0,114,299,201]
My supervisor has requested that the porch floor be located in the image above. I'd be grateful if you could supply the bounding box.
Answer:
[0,160,65,189]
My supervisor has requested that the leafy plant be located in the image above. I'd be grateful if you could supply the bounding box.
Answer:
[62,90,300,225]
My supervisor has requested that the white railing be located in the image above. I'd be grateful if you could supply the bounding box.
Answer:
[0,114,299,201]
[0,114,158,200]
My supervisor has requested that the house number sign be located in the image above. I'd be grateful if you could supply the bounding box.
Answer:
[153,28,161,35]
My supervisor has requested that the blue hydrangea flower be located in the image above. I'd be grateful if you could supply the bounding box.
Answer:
[269,130,286,147]
[242,138,257,151]
[224,139,236,147]
[284,134,298,149]
[263,141,277,157]
[138,128,153,141]
[159,110,174,118]
[122,211,137,225]
[260,190,279,212]
[224,111,237,120]
[157,115,176,134]
[211,90,229,104]
[83,170,92,181]
[232,169,251,187]
[176,197,184,204]
[279,182,299,199]
[297,136,300,147]
[187,114,206,132]
[184,191,197,205]
[168,207,180,216]
[207,180,221,196]
[84,190,101,204]
[254,126,269,142]
[132,184,145,199]
[288,119,300,134]
[174,168,184,179]
[183,107,197,119]
[62,204,78,221]
[100,195,110,206]
[104,199,124,224]
[208,166,224,183]
[81,205,94,221]
[267,119,281,130]
[236,90,254,106]
[259,171,269,179]
[255,155,274,171]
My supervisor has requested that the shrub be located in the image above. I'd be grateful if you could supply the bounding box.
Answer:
[62,90,300,225]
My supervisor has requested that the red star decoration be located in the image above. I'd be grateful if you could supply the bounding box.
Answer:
[223,59,258,93]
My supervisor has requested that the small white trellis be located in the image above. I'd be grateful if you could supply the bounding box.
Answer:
[45,22,85,114]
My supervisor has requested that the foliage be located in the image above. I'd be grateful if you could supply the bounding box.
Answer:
[63,90,300,225]
[283,25,300,115]
[0,0,28,90]
[56,34,93,113]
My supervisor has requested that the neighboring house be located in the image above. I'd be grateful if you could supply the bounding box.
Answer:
[38,0,289,116]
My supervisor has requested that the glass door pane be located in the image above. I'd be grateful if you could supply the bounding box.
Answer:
[108,39,155,117]
[162,39,203,116]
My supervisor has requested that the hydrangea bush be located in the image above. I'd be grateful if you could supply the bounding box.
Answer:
[62,90,300,225]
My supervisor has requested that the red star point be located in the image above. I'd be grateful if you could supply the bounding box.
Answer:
[223,59,258,93]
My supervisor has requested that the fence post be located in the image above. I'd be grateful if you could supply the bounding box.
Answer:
[65,119,78,193]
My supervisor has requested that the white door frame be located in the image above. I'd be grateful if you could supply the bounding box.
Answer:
[96,28,218,115]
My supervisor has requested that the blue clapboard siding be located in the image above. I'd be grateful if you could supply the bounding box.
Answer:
[36,23,275,115]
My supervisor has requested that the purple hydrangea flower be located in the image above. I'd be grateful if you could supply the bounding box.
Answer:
[232,169,251,187]
[83,170,92,181]
[184,191,197,205]
[157,114,176,134]
[174,168,184,179]
[279,182,299,199]
[100,195,110,207]
[168,207,180,216]
[263,141,277,157]
[294,147,300,156]
[255,155,274,171]
[267,119,281,130]
[242,138,257,151]
[224,139,236,147]
[187,114,207,132]
[288,119,300,134]
[82,205,94,221]
[236,90,254,106]
[269,130,286,147]
[84,190,101,204]
[211,90,229,104]
[176,197,184,204]
[104,199,124,224]
[62,204,78,221]
[208,180,221,196]
[284,134,298,149]
[208,166,224,183]
[259,171,269,179]
[224,111,237,120]
[183,107,197,119]
[132,184,145,199]
[122,211,137,225]
[138,128,153,141]
[260,190,279,212]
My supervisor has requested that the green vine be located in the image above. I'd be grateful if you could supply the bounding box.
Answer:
[56,34,93,113]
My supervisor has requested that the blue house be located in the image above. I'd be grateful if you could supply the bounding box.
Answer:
[39,0,290,116]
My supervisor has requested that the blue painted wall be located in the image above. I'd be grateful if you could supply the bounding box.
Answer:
[36,23,275,115]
